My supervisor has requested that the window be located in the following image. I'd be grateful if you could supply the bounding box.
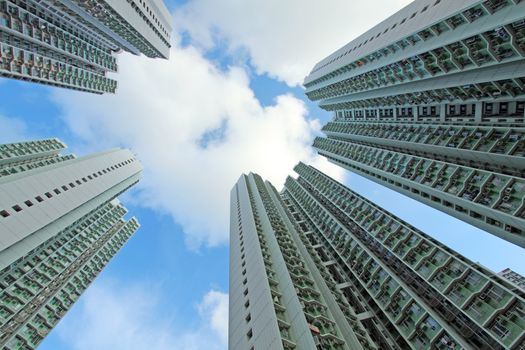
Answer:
[247,329,253,339]
[35,196,44,203]
[244,300,250,308]
[45,192,53,198]
[76,180,82,185]
[12,205,22,212]
[487,286,506,302]
[0,210,10,218]
[243,288,249,296]
[69,182,75,188]
[61,185,68,191]
[492,319,509,339]
[245,314,251,322]
[243,278,247,285]
[24,200,33,207]
[54,189,61,195]
[82,177,87,183]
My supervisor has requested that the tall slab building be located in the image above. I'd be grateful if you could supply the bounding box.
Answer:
[230,163,525,350]
[304,0,525,247]
[0,138,142,349]
[0,0,172,94]
[230,172,377,350]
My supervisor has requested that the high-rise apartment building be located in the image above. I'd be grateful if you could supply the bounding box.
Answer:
[499,268,525,291]
[0,0,172,94]
[304,0,525,248]
[0,138,142,349]
[230,172,377,350]
[230,163,525,350]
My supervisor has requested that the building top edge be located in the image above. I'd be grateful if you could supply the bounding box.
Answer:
[304,0,481,85]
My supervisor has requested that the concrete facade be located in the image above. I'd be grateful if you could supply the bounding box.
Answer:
[306,0,525,248]
[229,173,376,350]
[230,163,525,349]
[283,163,525,349]
[0,139,142,349]
[0,0,172,93]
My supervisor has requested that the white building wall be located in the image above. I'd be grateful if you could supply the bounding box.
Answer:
[0,149,143,265]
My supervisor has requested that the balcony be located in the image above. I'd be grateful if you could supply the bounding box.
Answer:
[431,262,465,292]
[410,316,442,349]
[398,302,425,337]
[465,284,512,324]
[495,180,525,214]
[417,251,449,279]
[432,332,463,350]
[445,169,471,196]
[488,301,525,347]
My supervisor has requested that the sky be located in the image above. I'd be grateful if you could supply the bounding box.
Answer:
[1,0,524,349]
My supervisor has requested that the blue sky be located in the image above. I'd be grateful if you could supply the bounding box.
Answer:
[1,1,524,349]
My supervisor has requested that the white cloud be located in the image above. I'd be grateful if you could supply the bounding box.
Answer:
[55,280,228,350]
[198,290,229,345]
[0,115,29,142]
[51,44,344,248]
[173,0,414,85]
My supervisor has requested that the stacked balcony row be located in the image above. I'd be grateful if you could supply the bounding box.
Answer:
[282,192,393,349]
[253,176,347,349]
[314,137,525,247]
[0,154,75,179]
[286,163,525,349]
[298,165,525,348]
[335,101,525,125]
[0,204,125,317]
[319,75,525,112]
[293,211,411,349]
[307,17,525,101]
[323,121,525,176]
[284,176,469,349]
[323,121,523,158]
[0,1,117,72]
[305,0,524,92]
[3,0,117,50]
[4,219,137,350]
[0,42,117,93]
[245,180,297,349]
[0,139,65,161]
[0,203,138,349]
